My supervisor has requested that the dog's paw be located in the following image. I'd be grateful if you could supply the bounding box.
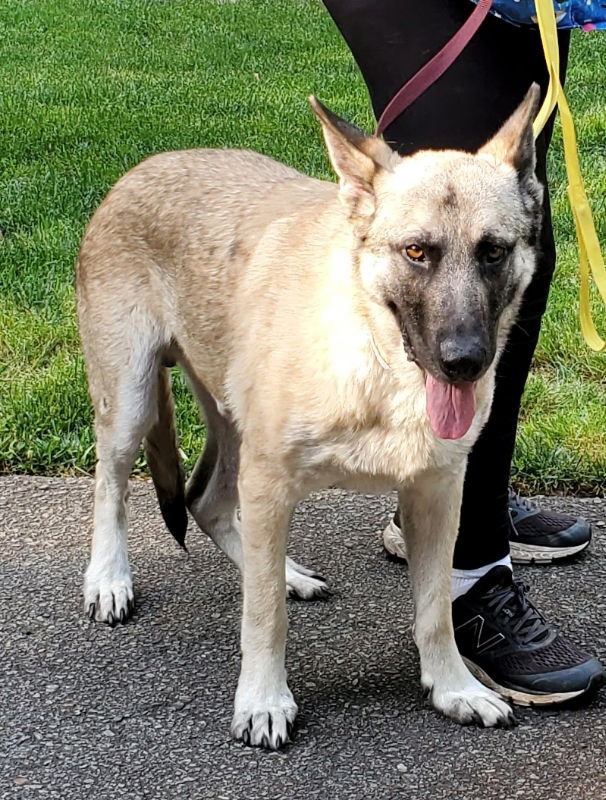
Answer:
[382,519,408,562]
[84,571,134,625]
[231,692,298,750]
[428,682,516,728]
[286,557,331,600]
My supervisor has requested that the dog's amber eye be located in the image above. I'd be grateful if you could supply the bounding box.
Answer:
[405,244,426,262]
[485,245,506,264]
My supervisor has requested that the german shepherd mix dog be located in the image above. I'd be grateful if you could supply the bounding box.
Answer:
[77,85,542,748]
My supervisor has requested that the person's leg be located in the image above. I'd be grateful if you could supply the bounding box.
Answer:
[455,124,560,568]
[323,0,566,567]
[323,0,603,703]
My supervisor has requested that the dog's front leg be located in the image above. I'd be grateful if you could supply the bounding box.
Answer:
[399,469,516,728]
[231,456,298,750]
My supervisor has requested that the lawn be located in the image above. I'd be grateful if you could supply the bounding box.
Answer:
[1,0,605,492]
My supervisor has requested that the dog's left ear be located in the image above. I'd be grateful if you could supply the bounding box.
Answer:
[477,83,541,182]
[309,96,396,222]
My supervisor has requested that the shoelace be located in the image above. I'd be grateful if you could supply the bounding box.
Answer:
[484,579,550,645]
[508,488,538,515]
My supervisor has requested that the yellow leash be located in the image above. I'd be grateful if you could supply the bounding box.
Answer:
[533,0,606,352]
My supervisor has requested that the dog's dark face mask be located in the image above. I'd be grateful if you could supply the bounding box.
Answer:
[311,86,543,440]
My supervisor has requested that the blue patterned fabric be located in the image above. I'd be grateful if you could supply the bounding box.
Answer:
[471,0,606,28]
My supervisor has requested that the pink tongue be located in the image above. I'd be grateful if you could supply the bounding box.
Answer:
[425,375,476,439]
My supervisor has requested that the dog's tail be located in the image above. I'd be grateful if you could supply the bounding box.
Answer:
[144,367,188,550]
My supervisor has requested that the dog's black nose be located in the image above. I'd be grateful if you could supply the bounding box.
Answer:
[438,337,487,382]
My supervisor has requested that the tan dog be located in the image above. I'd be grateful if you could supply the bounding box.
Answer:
[77,85,542,748]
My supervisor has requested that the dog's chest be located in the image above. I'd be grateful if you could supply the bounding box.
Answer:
[284,376,469,492]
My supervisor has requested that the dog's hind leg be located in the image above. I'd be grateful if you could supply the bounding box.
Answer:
[185,389,244,566]
[185,382,329,600]
[83,330,162,625]
[399,470,516,729]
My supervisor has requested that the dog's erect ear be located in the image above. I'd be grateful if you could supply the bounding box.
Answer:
[309,96,396,221]
[477,83,541,181]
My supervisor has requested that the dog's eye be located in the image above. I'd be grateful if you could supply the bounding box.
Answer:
[404,244,426,263]
[483,244,507,265]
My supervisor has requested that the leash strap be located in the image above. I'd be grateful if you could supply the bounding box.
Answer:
[375,0,494,137]
[533,0,606,351]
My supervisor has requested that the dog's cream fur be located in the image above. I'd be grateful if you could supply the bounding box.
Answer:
[77,89,542,748]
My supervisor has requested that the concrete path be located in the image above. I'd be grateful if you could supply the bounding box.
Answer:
[2,476,606,800]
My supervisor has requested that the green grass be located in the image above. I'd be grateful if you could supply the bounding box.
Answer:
[1,0,605,492]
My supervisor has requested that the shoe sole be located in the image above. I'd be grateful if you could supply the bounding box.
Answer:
[383,521,591,565]
[463,656,604,707]
[509,539,590,564]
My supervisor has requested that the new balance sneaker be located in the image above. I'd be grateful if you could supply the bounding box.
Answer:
[508,489,591,564]
[382,491,592,565]
[452,565,604,705]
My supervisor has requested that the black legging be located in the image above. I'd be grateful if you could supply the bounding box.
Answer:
[321,0,571,568]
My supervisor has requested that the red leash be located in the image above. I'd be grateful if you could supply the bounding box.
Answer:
[375,0,494,136]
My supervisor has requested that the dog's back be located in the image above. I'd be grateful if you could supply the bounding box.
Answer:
[77,149,325,390]
[77,146,347,439]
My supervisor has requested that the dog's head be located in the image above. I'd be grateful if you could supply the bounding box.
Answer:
[310,87,542,439]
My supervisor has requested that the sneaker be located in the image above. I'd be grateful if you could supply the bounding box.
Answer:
[382,491,592,565]
[508,489,591,564]
[452,565,604,705]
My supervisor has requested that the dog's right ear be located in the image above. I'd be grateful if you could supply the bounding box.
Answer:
[309,96,396,222]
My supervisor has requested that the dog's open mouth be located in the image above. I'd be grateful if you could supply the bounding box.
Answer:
[425,374,476,440]
[387,301,477,440]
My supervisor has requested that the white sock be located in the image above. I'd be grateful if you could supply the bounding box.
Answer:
[451,555,512,602]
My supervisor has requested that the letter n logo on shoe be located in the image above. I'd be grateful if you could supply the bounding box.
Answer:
[455,615,506,654]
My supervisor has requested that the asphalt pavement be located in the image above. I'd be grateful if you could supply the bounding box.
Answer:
[2,475,606,800]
